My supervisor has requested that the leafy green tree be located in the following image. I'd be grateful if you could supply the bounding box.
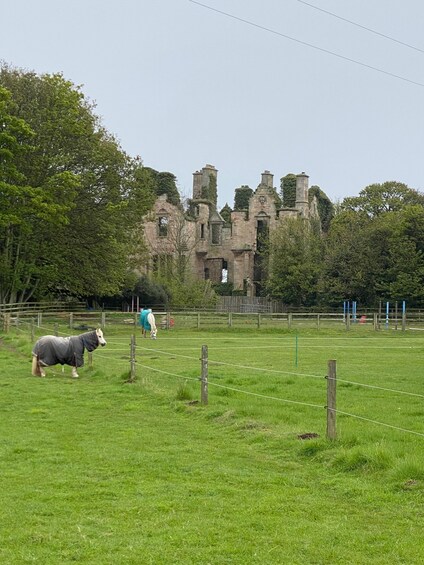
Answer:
[342,181,424,217]
[164,277,217,309]
[0,85,78,304]
[383,206,424,306]
[319,211,376,306]
[266,218,323,306]
[280,173,297,208]
[0,64,154,303]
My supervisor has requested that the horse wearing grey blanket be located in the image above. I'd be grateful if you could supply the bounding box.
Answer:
[32,328,106,378]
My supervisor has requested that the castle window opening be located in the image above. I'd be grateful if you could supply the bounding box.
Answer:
[204,267,210,280]
[158,216,169,237]
[221,260,228,283]
[200,223,205,239]
[256,219,269,252]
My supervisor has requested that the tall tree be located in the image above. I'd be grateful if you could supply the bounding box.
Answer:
[0,85,78,304]
[266,218,323,306]
[0,64,154,304]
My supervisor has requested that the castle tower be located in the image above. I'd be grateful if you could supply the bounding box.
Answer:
[261,170,274,188]
[295,172,309,217]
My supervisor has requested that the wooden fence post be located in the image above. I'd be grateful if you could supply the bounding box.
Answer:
[200,345,208,405]
[228,311,233,327]
[101,312,106,328]
[37,312,42,327]
[197,312,201,329]
[88,352,93,369]
[317,313,320,330]
[257,313,261,328]
[69,313,73,329]
[326,360,337,440]
[345,313,350,331]
[54,323,59,337]
[30,319,35,343]
[288,313,292,330]
[373,313,378,331]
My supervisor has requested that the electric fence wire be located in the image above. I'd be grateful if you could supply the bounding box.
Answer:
[188,0,424,87]
[138,344,424,399]
[297,0,424,54]
[137,362,324,410]
[138,362,424,437]
[330,408,424,438]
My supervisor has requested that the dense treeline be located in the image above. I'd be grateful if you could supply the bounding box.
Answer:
[267,182,424,308]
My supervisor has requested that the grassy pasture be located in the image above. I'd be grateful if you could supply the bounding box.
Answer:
[1,322,424,564]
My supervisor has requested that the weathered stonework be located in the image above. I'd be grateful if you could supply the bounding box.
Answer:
[143,165,319,296]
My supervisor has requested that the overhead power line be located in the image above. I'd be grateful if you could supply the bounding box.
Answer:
[297,0,424,55]
[188,0,424,88]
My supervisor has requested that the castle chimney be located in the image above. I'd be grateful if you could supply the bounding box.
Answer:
[192,170,203,200]
[261,170,274,188]
[295,172,309,216]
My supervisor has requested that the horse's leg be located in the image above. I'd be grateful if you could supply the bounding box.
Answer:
[71,366,79,378]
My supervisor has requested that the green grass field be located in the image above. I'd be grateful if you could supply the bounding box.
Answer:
[1,322,424,564]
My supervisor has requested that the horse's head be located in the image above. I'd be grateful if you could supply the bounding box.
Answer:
[96,328,107,347]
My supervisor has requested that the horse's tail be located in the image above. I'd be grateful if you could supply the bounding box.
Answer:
[32,354,42,376]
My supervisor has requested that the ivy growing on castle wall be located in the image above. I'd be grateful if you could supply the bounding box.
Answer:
[309,185,334,232]
[200,174,217,205]
[280,174,297,208]
[234,186,253,210]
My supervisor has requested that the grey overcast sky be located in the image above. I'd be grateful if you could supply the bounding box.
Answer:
[2,0,424,208]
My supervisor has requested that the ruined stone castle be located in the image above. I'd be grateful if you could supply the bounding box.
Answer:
[143,165,318,297]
